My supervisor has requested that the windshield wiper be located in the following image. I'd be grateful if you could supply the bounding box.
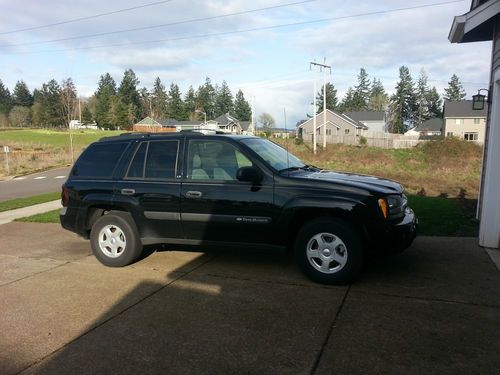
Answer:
[279,164,320,174]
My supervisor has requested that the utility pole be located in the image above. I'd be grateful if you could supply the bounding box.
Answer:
[310,60,332,149]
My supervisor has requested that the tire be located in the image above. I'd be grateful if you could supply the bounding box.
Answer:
[294,218,364,285]
[90,211,143,267]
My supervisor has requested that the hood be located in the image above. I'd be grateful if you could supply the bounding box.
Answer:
[297,170,403,194]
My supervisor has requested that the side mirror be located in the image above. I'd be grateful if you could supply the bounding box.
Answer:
[236,166,263,183]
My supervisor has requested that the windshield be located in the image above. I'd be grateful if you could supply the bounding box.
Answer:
[241,138,305,171]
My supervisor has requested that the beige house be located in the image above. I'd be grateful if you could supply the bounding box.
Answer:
[443,100,488,143]
[449,0,500,249]
[298,110,368,145]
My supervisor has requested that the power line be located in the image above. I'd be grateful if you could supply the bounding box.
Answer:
[3,0,466,55]
[0,0,176,35]
[2,0,316,47]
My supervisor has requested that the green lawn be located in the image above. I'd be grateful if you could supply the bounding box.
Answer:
[16,209,60,223]
[0,192,60,212]
[408,195,478,236]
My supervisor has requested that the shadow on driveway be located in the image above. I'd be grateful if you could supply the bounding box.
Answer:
[0,224,498,375]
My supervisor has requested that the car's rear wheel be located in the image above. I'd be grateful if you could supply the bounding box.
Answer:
[295,218,364,285]
[90,211,142,267]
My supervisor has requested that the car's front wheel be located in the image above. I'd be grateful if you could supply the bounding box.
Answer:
[294,218,364,285]
[90,211,142,267]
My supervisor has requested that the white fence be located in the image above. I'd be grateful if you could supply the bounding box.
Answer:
[302,132,422,149]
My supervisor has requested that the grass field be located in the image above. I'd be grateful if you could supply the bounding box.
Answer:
[0,129,122,177]
[277,137,482,198]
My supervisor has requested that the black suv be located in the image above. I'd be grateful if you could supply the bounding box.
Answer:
[60,132,417,284]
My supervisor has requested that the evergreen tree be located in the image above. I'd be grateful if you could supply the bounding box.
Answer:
[118,69,141,124]
[339,87,356,112]
[95,73,117,128]
[389,66,416,133]
[233,89,252,121]
[107,96,128,130]
[81,105,93,124]
[13,80,33,107]
[443,74,466,101]
[38,79,64,127]
[196,77,216,119]
[415,69,430,126]
[215,80,234,117]
[315,82,338,113]
[167,83,185,120]
[31,101,44,127]
[0,79,12,115]
[151,77,168,119]
[368,78,388,111]
[426,86,442,118]
[184,85,197,120]
[352,68,371,110]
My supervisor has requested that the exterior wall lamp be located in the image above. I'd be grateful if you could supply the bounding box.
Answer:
[472,89,489,110]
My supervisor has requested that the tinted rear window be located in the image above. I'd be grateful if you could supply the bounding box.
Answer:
[73,142,128,178]
[126,140,179,180]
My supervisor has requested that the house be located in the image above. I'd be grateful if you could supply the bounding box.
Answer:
[343,111,386,133]
[443,100,487,142]
[449,0,500,249]
[69,120,98,130]
[413,118,443,136]
[213,113,253,134]
[298,109,368,145]
[133,114,252,134]
[132,117,177,133]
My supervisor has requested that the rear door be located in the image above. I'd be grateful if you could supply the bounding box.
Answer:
[113,138,183,241]
[180,137,276,244]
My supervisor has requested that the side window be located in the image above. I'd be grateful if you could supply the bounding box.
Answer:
[187,140,251,181]
[144,141,178,179]
[73,142,127,178]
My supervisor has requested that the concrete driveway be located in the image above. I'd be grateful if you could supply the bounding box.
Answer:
[0,222,499,375]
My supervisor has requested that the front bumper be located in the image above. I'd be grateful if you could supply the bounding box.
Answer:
[373,207,418,254]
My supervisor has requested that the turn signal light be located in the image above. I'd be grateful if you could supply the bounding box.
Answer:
[378,198,388,219]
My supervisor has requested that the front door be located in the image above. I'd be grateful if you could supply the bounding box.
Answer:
[180,138,275,244]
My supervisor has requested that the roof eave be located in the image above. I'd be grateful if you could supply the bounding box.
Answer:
[449,0,500,43]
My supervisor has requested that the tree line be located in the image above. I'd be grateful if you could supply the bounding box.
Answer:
[312,67,467,133]
[0,66,468,133]
[0,70,252,130]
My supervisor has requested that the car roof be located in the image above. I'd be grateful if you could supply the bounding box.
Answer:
[98,132,258,143]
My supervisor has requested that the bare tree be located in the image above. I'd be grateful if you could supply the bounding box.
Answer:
[258,112,275,130]
[60,78,78,163]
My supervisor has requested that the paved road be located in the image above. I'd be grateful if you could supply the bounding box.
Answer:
[0,167,70,200]
[0,225,499,375]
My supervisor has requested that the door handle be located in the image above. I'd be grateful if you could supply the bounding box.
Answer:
[185,190,202,198]
[121,188,136,196]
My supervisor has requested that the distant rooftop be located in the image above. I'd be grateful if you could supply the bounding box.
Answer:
[444,100,488,117]
[344,111,385,122]
[415,118,443,132]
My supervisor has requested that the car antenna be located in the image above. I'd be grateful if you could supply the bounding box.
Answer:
[283,106,290,177]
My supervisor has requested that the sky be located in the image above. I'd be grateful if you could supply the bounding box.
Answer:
[0,0,492,127]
